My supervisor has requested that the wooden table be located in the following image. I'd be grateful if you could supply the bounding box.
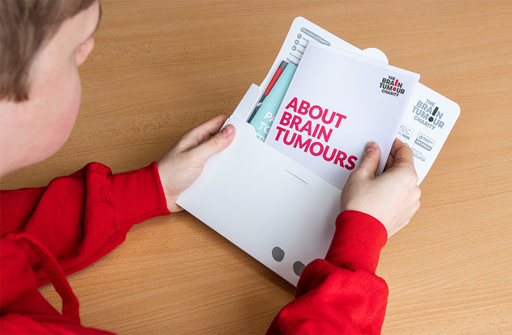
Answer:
[2,0,511,333]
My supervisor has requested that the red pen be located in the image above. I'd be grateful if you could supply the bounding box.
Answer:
[264,61,288,95]
[247,61,288,123]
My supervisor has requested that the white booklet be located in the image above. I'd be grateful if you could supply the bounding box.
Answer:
[266,42,420,189]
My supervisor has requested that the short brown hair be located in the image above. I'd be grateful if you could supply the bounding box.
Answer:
[0,0,96,102]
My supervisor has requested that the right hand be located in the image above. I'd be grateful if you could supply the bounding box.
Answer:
[340,139,421,237]
[157,115,236,213]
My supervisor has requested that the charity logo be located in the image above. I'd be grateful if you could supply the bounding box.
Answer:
[412,99,445,130]
[380,76,406,97]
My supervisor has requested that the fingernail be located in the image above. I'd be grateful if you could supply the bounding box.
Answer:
[364,142,376,154]
[221,125,234,137]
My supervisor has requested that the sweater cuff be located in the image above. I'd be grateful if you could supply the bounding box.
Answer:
[106,162,170,228]
[324,211,387,274]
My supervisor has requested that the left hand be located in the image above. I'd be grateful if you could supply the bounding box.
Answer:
[157,114,236,212]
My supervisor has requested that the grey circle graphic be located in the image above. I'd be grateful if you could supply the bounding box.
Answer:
[293,261,306,276]
[272,247,285,262]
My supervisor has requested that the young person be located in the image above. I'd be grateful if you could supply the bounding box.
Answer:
[0,1,420,334]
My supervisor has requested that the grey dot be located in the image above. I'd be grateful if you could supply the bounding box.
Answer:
[293,261,306,276]
[272,247,285,262]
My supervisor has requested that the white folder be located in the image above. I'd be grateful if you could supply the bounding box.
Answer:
[177,17,459,286]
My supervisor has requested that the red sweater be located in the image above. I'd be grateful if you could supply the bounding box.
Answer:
[0,162,388,334]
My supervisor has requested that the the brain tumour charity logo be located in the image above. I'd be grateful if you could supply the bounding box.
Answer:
[380,76,405,97]
[412,99,445,130]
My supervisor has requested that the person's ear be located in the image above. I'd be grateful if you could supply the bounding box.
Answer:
[76,37,95,67]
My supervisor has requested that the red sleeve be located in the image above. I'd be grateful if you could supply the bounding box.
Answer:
[266,211,389,335]
[0,162,170,287]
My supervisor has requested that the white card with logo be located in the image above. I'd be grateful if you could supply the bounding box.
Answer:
[398,83,460,183]
[266,41,420,189]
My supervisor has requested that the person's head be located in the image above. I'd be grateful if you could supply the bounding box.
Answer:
[0,0,101,177]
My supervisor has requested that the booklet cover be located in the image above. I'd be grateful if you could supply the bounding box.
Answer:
[266,42,420,189]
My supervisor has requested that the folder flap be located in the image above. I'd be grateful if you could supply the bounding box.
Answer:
[177,105,342,286]
[233,84,261,121]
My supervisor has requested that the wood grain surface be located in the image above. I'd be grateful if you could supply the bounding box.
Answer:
[1,0,511,334]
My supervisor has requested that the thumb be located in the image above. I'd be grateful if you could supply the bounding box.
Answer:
[355,142,381,178]
[191,124,236,163]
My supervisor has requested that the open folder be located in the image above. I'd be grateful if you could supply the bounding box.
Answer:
[177,17,460,286]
